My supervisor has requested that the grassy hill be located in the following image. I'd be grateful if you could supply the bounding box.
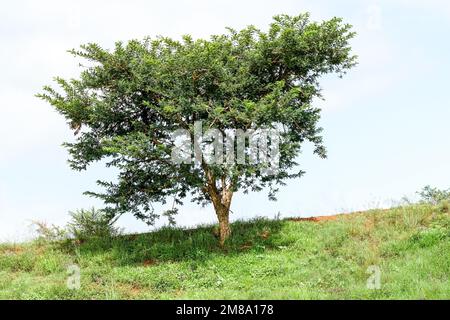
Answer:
[1,204,449,299]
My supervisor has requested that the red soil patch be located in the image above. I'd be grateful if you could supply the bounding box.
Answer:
[289,215,339,222]
[288,209,391,223]
[143,259,158,267]
[239,242,253,250]
[1,246,23,255]
[119,283,143,298]
[288,213,348,222]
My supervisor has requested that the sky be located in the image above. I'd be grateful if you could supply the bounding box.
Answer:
[1,0,450,241]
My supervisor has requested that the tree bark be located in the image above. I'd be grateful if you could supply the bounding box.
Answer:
[216,204,231,246]
[208,181,233,246]
[201,162,234,246]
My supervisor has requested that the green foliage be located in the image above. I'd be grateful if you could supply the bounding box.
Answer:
[31,221,68,242]
[1,205,449,299]
[31,208,121,245]
[417,185,450,205]
[37,13,357,225]
[67,208,121,241]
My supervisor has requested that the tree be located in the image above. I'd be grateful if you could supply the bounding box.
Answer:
[38,13,357,246]
[417,185,450,205]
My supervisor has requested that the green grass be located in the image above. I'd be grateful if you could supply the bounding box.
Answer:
[1,204,449,299]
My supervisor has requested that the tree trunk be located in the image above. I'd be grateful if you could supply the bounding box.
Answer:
[201,162,234,246]
[216,205,231,246]
[209,186,233,246]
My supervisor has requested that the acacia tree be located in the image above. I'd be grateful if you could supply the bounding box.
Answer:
[38,14,356,246]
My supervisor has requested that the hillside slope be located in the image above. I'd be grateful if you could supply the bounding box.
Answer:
[1,204,449,299]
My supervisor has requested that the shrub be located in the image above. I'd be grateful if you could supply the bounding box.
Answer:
[417,185,450,205]
[31,221,68,241]
[67,208,120,240]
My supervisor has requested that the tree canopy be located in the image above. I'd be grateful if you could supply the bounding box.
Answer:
[38,13,357,245]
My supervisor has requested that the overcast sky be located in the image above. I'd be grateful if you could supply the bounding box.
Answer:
[1,0,450,241]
